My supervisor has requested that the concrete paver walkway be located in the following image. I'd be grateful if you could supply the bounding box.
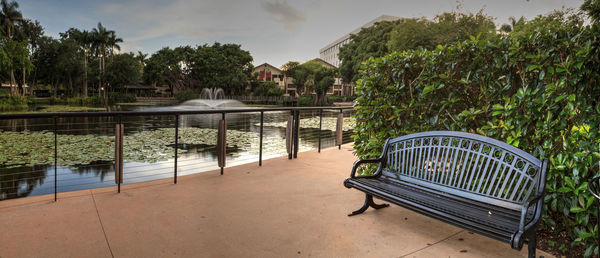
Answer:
[0,144,553,257]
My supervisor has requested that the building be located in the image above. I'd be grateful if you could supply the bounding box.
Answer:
[253,63,285,86]
[253,62,299,96]
[252,59,354,98]
[319,15,400,68]
[1,83,29,95]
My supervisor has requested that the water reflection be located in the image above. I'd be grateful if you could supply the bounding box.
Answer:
[0,165,47,200]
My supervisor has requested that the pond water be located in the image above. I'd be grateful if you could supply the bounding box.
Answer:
[0,104,355,200]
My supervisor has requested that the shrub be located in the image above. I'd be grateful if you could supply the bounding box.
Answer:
[296,95,314,107]
[326,95,356,105]
[0,95,29,112]
[109,93,137,104]
[354,15,599,255]
[252,81,284,97]
[174,90,199,103]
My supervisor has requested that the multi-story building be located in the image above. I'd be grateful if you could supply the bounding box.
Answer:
[319,15,400,68]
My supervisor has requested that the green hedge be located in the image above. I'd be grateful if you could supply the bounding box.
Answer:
[326,95,356,105]
[252,81,284,97]
[174,90,199,103]
[296,95,314,106]
[354,21,599,255]
[64,93,136,106]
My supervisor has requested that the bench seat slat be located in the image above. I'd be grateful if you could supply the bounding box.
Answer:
[348,176,524,242]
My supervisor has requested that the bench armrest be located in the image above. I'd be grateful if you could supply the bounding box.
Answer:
[349,138,391,179]
[518,193,544,232]
[350,158,383,178]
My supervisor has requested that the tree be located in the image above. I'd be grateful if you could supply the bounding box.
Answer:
[143,46,191,96]
[281,61,299,78]
[509,10,582,39]
[15,18,43,92]
[0,36,31,94]
[499,24,512,33]
[581,0,600,22]
[0,0,20,39]
[135,51,147,65]
[313,67,335,106]
[91,22,121,108]
[104,53,141,90]
[338,20,398,84]
[280,61,299,94]
[34,36,61,95]
[107,31,122,58]
[55,38,82,96]
[189,43,253,95]
[426,10,496,46]
[61,28,93,97]
[0,0,22,94]
[386,18,434,50]
[290,60,336,105]
[340,10,496,85]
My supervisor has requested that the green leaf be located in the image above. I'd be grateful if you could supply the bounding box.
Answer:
[557,187,571,193]
[570,206,585,213]
[422,85,434,96]
[555,95,567,103]
[492,104,504,111]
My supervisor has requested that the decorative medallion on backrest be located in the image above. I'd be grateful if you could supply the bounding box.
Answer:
[382,131,542,210]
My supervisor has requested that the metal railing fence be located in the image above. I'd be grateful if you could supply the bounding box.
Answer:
[0,106,354,201]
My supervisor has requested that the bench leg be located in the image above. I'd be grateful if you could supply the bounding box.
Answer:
[348,194,389,216]
[527,231,537,258]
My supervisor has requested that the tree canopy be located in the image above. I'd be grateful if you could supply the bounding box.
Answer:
[144,43,253,95]
[339,10,496,84]
[286,59,336,105]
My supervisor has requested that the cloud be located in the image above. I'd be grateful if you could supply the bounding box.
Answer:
[260,0,306,30]
[98,0,261,47]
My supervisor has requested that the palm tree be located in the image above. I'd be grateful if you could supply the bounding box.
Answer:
[136,51,147,76]
[91,23,110,108]
[135,51,147,64]
[107,31,122,58]
[0,0,22,95]
[78,30,92,97]
[0,0,20,38]
[91,22,121,109]
[62,28,93,97]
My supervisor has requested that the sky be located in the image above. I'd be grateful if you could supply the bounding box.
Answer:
[19,0,584,68]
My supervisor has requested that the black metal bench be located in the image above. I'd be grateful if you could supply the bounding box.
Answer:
[344,131,548,258]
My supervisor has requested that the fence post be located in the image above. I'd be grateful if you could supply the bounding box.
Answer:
[115,120,124,193]
[217,113,226,175]
[259,111,264,166]
[318,109,323,153]
[53,117,57,202]
[293,110,299,159]
[286,112,293,159]
[174,115,179,184]
[336,109,343,150]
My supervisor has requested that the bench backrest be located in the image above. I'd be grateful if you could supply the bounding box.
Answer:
[381,131,544,210]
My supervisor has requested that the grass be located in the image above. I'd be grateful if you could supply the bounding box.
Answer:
[1,105,106,114]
